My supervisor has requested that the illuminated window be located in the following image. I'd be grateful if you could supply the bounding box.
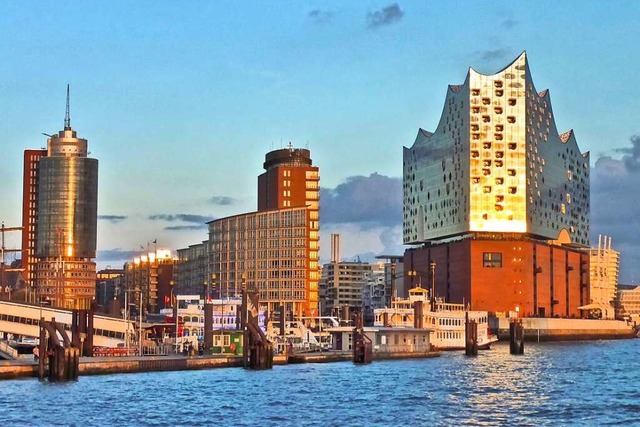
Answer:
[508,143,517,150]
[508,99,516,106]
[483,252,502,268]
[494,107,503,114]
[507,169,516,176]
[507,116,516,123]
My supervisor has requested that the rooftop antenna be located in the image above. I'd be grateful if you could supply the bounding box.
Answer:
[64,84,71,130]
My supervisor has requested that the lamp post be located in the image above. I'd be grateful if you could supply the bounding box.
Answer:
[212,273,222,349]
[430,262,437,312]
[170,280,177,353]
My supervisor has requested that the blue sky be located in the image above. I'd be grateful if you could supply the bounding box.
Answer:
[1,2,640,281]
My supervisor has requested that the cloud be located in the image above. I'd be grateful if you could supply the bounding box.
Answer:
[97,249,136,263]
[320,173,402,228]
[98,214,127,223]
[165,224,208,231]
[478,48,510,62]
[591,134,640,282]
[367,3,404,29]
[148,214,215,224]
[210,196,238,206]
[309,9,334,24]
[501,18,518,29]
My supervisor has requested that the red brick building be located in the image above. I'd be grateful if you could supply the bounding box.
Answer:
[404,238,589,317]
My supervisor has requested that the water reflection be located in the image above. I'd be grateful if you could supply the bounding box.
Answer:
[0,340,638,426]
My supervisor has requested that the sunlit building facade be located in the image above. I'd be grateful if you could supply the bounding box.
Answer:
[124,249,174,315]
[21,149,47,286]
[31,89,99,309]
[207,146,320,318]
[403,52,591,317]
[587,235,619,319]
[404,52,589,244]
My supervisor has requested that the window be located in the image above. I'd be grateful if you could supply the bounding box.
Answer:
[483,252,502,268]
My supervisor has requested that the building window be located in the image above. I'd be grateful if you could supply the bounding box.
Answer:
[483,252,502,268]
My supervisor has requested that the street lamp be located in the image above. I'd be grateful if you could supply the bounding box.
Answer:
[170,280,177,354]
[430,262,437,312]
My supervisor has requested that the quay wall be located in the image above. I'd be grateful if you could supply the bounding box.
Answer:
[495,318,635,341]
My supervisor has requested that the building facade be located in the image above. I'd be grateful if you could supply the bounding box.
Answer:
[403,52,589,245]
[402,53,591,317]
[588,235,620,319]
[322,261,372,317]
[209,206,318,318]
[21,149,47,286]
[124,249,174,315]
[175,241,209,297]
[615,285,640,322]
[30,88,99,309]
[206,146,320,318]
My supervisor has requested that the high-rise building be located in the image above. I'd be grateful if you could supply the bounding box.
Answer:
[206,146,320,318]
[27,87,99,309]
[403,53,590,317]
[257,144,320,212]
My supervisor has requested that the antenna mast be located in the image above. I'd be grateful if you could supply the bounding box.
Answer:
[64,84,71,130]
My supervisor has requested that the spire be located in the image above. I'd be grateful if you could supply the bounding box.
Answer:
[64,84,71,130]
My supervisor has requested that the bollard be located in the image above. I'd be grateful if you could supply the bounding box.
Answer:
[509,320,525,354]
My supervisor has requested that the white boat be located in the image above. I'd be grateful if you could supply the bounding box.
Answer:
[373,287,498,350]
[266,316,340,353]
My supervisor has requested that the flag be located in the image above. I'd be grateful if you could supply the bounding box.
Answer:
[152,239,157,244]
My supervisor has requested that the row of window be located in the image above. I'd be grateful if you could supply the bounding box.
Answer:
[0,314,124,340]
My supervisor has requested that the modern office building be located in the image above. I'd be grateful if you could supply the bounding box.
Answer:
[403,52,590,317]
[587,235,619,319]
[205,146,320,318]
[28,87,99,309]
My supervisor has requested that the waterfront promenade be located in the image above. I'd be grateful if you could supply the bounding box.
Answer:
[0,349,441,380]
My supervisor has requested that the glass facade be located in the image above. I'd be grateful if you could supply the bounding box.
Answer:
[404,52,589,247]
[36,156,98,258]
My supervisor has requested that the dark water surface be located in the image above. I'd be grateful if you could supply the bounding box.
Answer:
[1,340,638,426]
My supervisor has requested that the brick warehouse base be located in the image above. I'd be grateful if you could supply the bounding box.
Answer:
[404,237,589,317]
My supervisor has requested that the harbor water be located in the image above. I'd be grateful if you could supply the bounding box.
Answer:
[1,339,638,426]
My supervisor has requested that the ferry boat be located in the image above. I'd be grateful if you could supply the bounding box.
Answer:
[373,287,498,350]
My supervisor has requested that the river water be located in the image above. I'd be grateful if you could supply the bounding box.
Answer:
[1,339,638,426]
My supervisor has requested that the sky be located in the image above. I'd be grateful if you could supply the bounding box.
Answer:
[1,1,640,282]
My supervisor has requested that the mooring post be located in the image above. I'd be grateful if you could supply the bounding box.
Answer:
[465,312,478,356]
[509,319,525,355]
